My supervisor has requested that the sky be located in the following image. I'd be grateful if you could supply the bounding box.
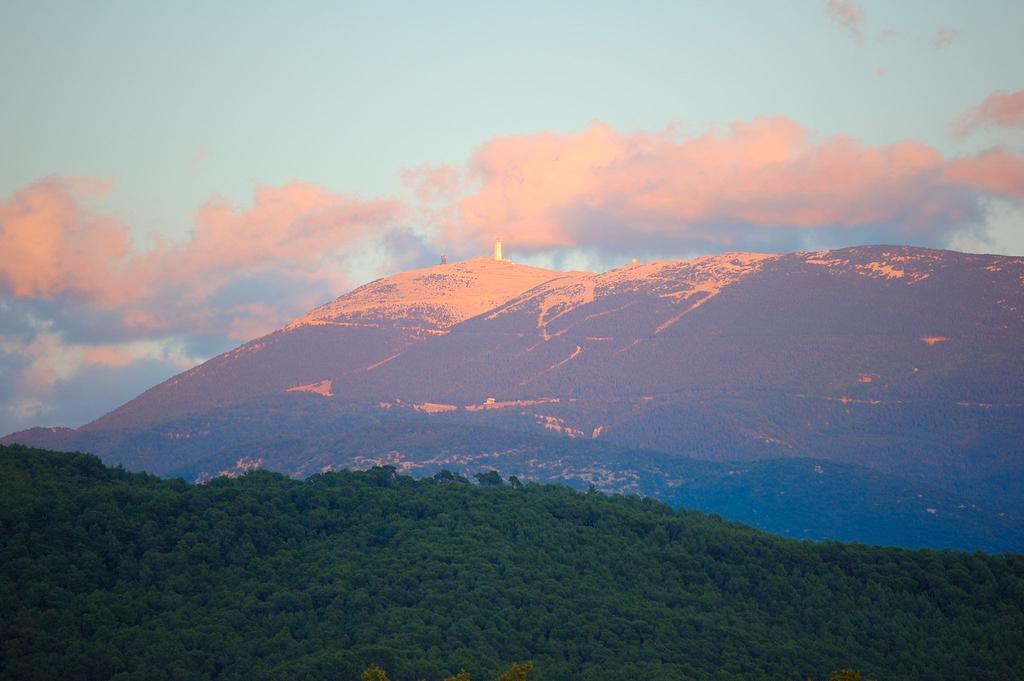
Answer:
[1,0,1023,434]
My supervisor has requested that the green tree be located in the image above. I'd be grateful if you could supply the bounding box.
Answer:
[474,470,504,486]
[3,445,1023,681]
[361,664,391,681]
[434,469,455,483]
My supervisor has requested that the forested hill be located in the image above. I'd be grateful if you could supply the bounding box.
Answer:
[2,445,1023,681]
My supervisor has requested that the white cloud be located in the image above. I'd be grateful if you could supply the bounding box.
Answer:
[948,199,1024,256]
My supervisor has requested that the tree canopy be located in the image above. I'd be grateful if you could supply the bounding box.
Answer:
[1,444,1022,680]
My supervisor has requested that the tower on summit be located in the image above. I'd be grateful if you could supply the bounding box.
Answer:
[492,237,512,262]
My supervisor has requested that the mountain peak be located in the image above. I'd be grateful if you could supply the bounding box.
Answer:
[287,257,580,332]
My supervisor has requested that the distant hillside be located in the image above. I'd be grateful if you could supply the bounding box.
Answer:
[2,445,1022,681]
[179,421,1024,553]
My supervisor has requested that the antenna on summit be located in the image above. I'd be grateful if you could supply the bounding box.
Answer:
[492,237,511,263]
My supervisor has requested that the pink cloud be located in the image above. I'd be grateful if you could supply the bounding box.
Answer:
[0,177,132,305]
[81,345,141,368]
[825,0,864,45]
[943,148,1024,198]
[951,90,1024,137]
[1,179,407,432]
[0,178,403,339]
[449,122,626,250]
[930,27,960,50]
[0,178,408,433]
[8,123,1022,331]
[163,183,400,298]
[434,118,1023,254]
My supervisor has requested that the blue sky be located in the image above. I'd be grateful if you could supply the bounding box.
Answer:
[1,0,1022,433]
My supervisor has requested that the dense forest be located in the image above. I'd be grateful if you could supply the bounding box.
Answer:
[2,444,1023,681]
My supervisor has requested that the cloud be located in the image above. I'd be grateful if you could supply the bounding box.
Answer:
[147,183,402,327]
[0,178,408,434]
[930,27,960,50]
[942,148,1024,197]
[0,177,131,305]
[0,327,201,430]
[947,199,1024,256]
[1,177,405,340]
[0,331,201,432]
[946,200,1024,259]
[951,90,1024,137]
[427,118,1024,257]
[825,0,864,45]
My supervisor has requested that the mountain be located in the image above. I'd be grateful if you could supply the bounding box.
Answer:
[85,257,569,431]
[351,246,1024,510]
[5,245,1024,543]
[4,445,1023,681]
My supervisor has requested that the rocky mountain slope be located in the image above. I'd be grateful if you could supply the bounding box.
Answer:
[84,258,567,431]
